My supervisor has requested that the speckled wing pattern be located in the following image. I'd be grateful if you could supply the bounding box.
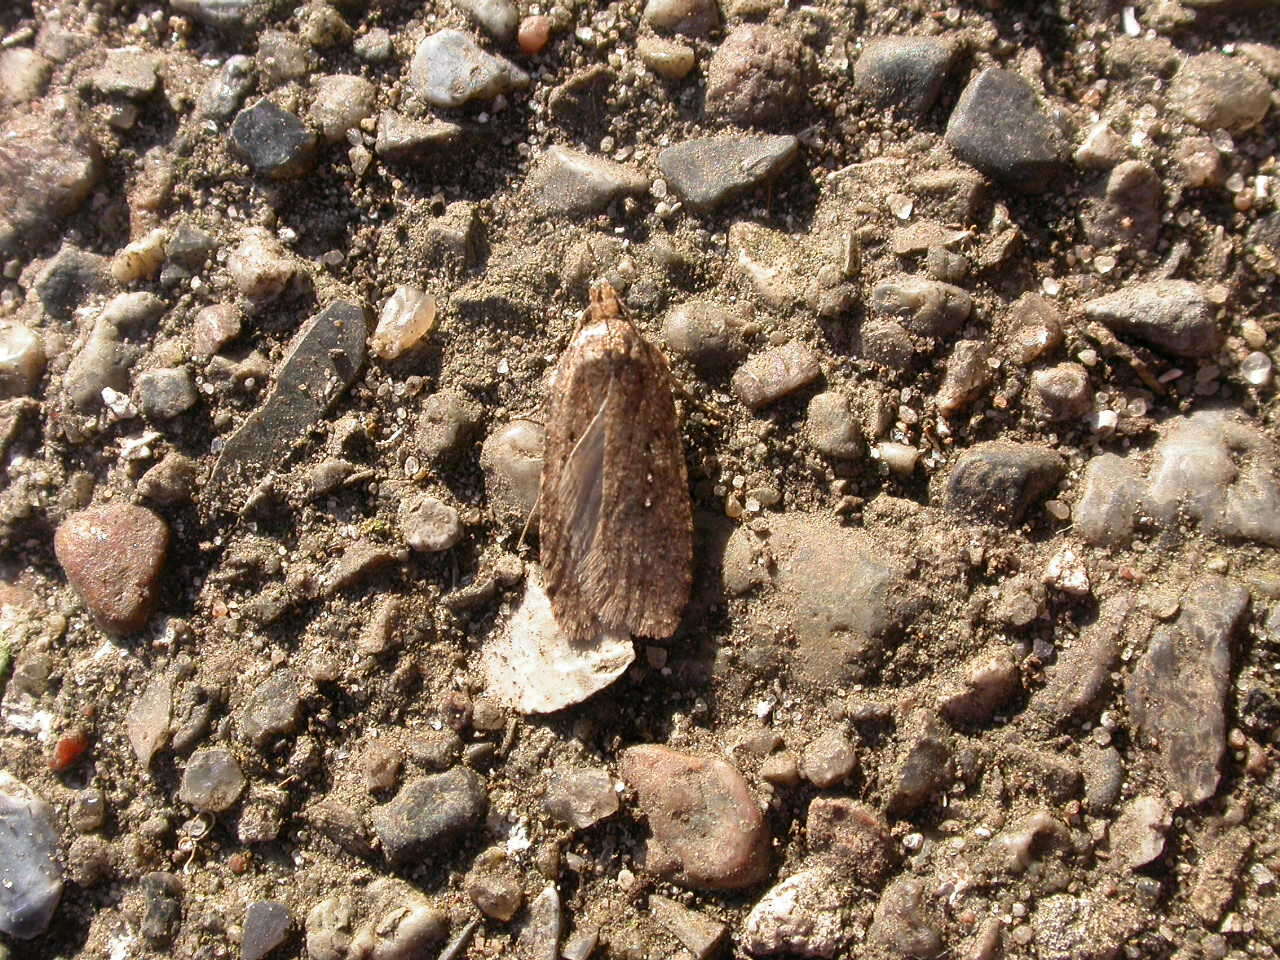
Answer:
[541,284,693,644]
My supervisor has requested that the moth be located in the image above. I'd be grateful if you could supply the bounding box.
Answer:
[540,284,693,644]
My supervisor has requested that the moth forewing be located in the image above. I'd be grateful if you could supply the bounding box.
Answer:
[541,285,694,644]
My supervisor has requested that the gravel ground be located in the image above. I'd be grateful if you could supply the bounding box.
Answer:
[1,0,1280,957]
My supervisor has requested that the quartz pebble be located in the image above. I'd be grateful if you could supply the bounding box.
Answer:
[1109,795,1171,870]
[308,75,377,143]
[869,877,942,959]
[371,287,437,361]
[638,35,696,80]
[0,320,45,397]
[409,29,529,109]
[398,493,463,552]
[111,227,167,284]
[416,389,483,461]
[227,227,297,299]
[179,748,247,813]
[544,767,619,829]
[870,276,971,338]
[799,728,857,787]
[135,367,198,420]
[516,886,562,960]
[805,391,863,459]
[0,48,51,105]
[732,341,822,410]
[743,867,845,958]
[54,504,169,634]
[643,0,719,36]
[518,17,552,55]
[0,772,63,940]
[662,300,748,371]
[453,0,519,43]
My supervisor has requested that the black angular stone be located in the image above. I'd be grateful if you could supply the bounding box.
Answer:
[854,37,955,115]
[230,100,317,179]
[943,442,1065,525]
[370,768,488,865]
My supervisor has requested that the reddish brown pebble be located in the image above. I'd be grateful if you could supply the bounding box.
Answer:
[620,744,771,891]
[51,729,91,772]
[518,16,552,55]
[54,504,170,634]
[228,851,252,874]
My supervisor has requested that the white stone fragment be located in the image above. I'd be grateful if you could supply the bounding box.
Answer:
[1043,546,1090,597]
[0,319,45,396]
[110,228,167,284]
[742,867,845,958]
[371,287,438,361]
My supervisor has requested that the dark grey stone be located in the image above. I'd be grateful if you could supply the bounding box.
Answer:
[136,367,198,420]
[178,748,246,813]
[171,0,264,30]
[1074,453,1143,548]
[370,768,488,864]
[230,100,317,179]
[888,711,952,815]
[373,111,464,162]
[1127,576,1249,805]
[242,900,291,960]
[854,36,954,115]
[657,135,798,212]
[869,276,971,338]
[165,224,216,270]
[0,773,63,940]
[240,669,304,748]
[417,389,483,461]
[31,245,110,319]
[943,442,1065,524]
[140,872,183,947]
[945,68,1066,193]
[525,146,649,217]
[1081,160,1162,250]
[205,301,369,513]
[1083,280,1220,358]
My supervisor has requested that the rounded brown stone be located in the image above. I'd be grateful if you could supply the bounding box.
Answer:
[620,744,771,891]
[54,504,169,634]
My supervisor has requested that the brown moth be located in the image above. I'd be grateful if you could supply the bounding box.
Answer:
[540,283,693,644]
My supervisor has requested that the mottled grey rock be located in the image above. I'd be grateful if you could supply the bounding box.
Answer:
[743,868,845,958]
[525,146,649,217]
[1110,795,1170,871]
[806,798,896,885]
[544,767,618,829]
[140,872,182,947]
[1030,362,1093,421]
[662,300,749,371]
[649,894,725,960]
[31,245,111,318]
[0,48,51,105]
[945,68,1066,193]
[705,25,812,127]
[0,773,63,939]
[1030,894,1140,960]
[888,710,952,815]
[936,340,991,417]
[370,768,488,864]
[241,669,304,748]
[517,886,563,960]
[1081,160,1162,250]
[938,646,1020,725]
[354,27,393,62]
[417,389,483,461]
[1084,280,1219,358]
[138,453,198,505]
[230,100,317,179]
[206,301,369,513]
[1127,576,1249,804]
[643,0,719,36]
[1074,453,1143,548]
[1034,598,1130,724]
[985,810,1071,875]
[658,135,799,212]
[374,111,464,161]
[1082,745,1124,814]
[853,36,954,115]
[869,877,942,959]
[170,0,265,30]
[943,442,1065,525]
[197,54,254,120]
[179,748,247,813]
[135,367,198,420]
[408,29,528,109]
[166,224,216,270]
[547,65,613,127]
[127,673,173,769]
[805,391,863,459]
[453,0,518,42]
[242,900,291,960]
[800,728,858,787]
[1169,53,1271,133]
[92,49,158,100]
[308,74,377,143]
[731,341,821,409]
[399,493,463,552]
[254,31,310,86]
[869,276,971,338]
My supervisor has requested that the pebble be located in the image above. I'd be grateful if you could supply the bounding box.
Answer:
[547,65,613,126]
[63,321,137,411]
[657,135,798,212]
[357,887,448,960]
[54,504,169,634]
[646,896,724,960]
[375,113,463,164]
[465,849,523,920]
[230,100,317,179]
[171,0,261,29]
[140,872,182,947]
[1033,597,1128,724]
[127,673,174,768]
[638,35,696,81]
[643,0,719,35]
[1073,122,1125,170]
[192,303,243,357]
[480,420,545,526]
[705,25,812,127]
[1073,454,1142,548]
[453,0,518,43]
[938,646,1020,725]
[0,319,45,397]
[1109,795,1171,871]
[620,744,771,890]
[516,886,562,960]
[1083,280,1219,358]
[888,710,953,815]
[799,728,857,788]
[662,300,749,371]
[1030,894,1136,960]
[243,901,292,960]
[517,16,552,56]
[853,36,955,115]
[1127,576,1248,804]
[227,227,297,299]
[943,442,1065,525]
[371,287,438,361]
[409,29,529,109]
[731,341,822,410]
[0,97,100,254]
[805,797,895,885]
[936,340,991,417]
[1029,362,1092,421]
[1169,53,1271,133]
[544,767,619,829]
[945,68,1066,193]
[870,276,971,338]
[91,49,158,100]
[370,767,488,864]
[1082,745,1124,814]
[138,452,198,505]
[416,389,483,461]
[869,877,942,959]
[986,810,1070,874]
[308,75,377,143]
[354,27,394,62]
[240,669,305,748]
[197,54,255,120]
[178,748,247,813]
[1081,160,1162,250]
[256,31,311,86]
[399,493,463,552]
[742,867,845,958]
[1189,828,1251,924]
[32,244,110,318]
[483,569,634,712]
[805,391,863,459]
[135,367,198,420]
[525,146,650,217]
[1005,293,1063,364]
[0,772,63,940]
[0,48,51,105]
[206,301,368,511]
